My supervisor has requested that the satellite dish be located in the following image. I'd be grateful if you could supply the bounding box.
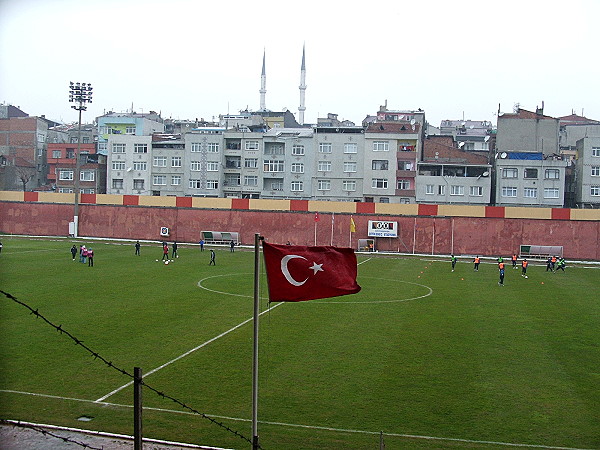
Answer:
[458,142,465,148]
[127,167,132,172]
[410,119,416,125]
[500,152,508,159]
[483,171,489,177]
[469,125,474,129]
[484,136,490,142]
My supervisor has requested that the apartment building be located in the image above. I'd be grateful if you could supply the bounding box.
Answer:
[416,136,491,205]
[97,112,164,155]
[575,136,600,208]
[494,152,567,207]
[47,143,105,194]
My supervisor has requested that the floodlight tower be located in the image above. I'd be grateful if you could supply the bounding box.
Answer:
[68,81,93,238]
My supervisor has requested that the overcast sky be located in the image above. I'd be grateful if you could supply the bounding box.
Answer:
[1,0,598,127]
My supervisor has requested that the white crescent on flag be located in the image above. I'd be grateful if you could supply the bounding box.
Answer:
[281,255,308,286]
[280,255,325,286]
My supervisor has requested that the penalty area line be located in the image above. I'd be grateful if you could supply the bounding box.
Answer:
[94,301,283,403]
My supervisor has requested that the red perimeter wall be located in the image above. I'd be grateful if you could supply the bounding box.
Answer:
[1,201,599,260]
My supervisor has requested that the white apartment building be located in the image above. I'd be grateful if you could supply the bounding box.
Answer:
[106,135,152,195]
[575,136,600,208]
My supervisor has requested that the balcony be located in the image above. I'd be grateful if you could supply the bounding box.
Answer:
[396,169,416,178]
[395,189,415,197]
[398,145,415,152]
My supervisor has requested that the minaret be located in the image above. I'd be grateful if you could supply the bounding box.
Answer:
[259,49,266,111]
[298,44,307,125]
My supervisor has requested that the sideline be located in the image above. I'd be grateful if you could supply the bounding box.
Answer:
[1,391,592,450]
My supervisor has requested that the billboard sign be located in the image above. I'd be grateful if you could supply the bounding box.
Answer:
[367,220,398,237]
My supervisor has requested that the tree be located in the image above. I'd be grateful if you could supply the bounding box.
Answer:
[15,162,36,191]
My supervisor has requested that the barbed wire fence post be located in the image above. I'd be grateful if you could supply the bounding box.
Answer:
[134,367,143,450]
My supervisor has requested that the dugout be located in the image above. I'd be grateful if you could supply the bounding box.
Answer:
[357,239,375,252]
[520,245,563,259]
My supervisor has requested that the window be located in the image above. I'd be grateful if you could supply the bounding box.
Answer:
[153,156,167,167]
[318,161,332,172]
[191,143,202,152]
[291,163,304,173]
[450,185,464,196]
[171,176,181,186]
[52,150,61,158]
[97,143,107,153]
[591,185,600,196]
[112,143,125,153]
[502,168,518,178]
[112,179,123,189]
[265,144,284,155]
[207,161,220,171]
[59,170,74,180]
[372,178,388,189]
[133,179,145,189]
[319,142,332,153]
[373,141,389,152]
[37,133,45,143]
[343,180,356,191]
[245,141,259,150]
[190,161,202,171]
[270,180,283,191]
[206,180,218,189]
[397,180,410,190]
[545,169,559,179]
[245,158,258,168]
[134,144,148,153]
[126,126,136,134]
[380,197,390,203]
[81,188,94,194]
[112,161,125,171]
[225,174,240,186]
[189,179,201,189]
[292,145,305,156]
[208,143,219,153]
[502,186,517,197]
[344,143,357,154]
[66,149,75,159]
[591,166,600,176]
[438,185,445,195]
[82,137,90,143]
[372,160,389,170]
[291,181,304,191]
[543,188,559,198]
[133,161,147,171]
[263,160,284,172]
[80,170,95,182]
[470,186,483,196]
[592,147,600,157]
[524,187,537,198]
[244,176,258,186]
[171,156,182,167]
[398,161,413,170]
[524,168,538,179]
[344,161,357,172]
[58,187,73,193]
[425,184,434,195]
[318,179,331,191]
[152,176,166,186]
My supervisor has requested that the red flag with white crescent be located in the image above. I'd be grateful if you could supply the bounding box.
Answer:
[262,242,361,302]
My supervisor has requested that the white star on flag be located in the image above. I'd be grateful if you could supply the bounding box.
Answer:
[309,262,324,274]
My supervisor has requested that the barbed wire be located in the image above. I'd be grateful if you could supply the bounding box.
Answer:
[1,290,260,449]
[0,419,104,450]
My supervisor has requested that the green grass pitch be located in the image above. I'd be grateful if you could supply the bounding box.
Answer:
[1,236,599,449]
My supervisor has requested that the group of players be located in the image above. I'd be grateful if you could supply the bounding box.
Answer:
[451,253,566,287]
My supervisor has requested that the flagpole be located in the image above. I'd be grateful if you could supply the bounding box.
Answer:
[330,213,334,246]
[252,233,262,450]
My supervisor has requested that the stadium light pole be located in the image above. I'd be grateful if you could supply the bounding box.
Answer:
[68,82,93,238]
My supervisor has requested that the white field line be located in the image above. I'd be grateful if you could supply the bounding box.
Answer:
[95,301,283,402]
[2,389,593,450]
[94,259,372,402]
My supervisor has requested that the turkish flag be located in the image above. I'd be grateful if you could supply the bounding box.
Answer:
[263,242,361,302]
